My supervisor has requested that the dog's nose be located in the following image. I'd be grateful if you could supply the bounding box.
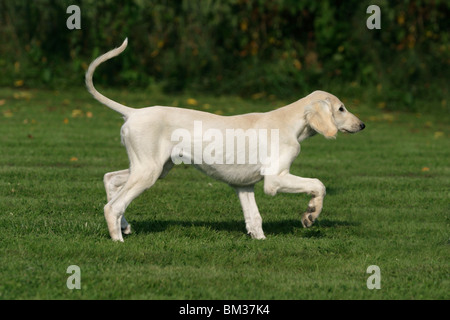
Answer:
[360,123,366,130]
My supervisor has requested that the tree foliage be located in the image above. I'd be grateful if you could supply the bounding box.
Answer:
[0,0,448,109]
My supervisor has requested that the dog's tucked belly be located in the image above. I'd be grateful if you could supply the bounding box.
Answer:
[193,163,263,186]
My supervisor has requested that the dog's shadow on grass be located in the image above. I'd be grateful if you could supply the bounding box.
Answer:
[132,218,359,239]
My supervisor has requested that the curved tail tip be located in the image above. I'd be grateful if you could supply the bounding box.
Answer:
[121,38,128,48]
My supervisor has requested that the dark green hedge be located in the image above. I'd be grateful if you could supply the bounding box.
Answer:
[1,0,448,109]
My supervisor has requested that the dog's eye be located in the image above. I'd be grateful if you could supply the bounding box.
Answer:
[339,106,345,112]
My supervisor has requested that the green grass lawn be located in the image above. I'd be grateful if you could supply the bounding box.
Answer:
[0,87,448,299]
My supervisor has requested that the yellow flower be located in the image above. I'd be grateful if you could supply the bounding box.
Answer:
[251,92,265,100]
[14,80,24,87]
[382,114,394,122]
[240,20,248,31]
[293,59,302,70]
[3,110,13,118]
[434,131,443,139]
[71,109,83,117]
[187,98,198,106]
[13,91,32,100]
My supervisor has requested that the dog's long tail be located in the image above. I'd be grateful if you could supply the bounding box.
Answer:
[85,38,134,117]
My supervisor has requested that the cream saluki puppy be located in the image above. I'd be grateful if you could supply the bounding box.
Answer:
[86,39,365,241]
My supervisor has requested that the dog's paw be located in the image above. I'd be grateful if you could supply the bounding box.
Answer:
[247,231,266,240]
[301,213,315,228]
[121,225,132,235]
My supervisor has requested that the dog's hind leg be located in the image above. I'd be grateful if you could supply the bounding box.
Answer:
[104,169,132,234]
[104,164,162,241]
[103,161,173,236]
[104,169,129,202]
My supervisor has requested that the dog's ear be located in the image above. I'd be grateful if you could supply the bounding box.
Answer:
[305,100,338,139]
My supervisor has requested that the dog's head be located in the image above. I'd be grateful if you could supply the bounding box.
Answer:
[305,91,365,139]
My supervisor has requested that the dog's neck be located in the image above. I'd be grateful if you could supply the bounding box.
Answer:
[270,97,318,142]
[297,125,317,142]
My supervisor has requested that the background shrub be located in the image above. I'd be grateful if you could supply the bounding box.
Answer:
[0,0,448,112]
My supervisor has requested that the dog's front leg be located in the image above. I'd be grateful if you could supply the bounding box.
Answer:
[235,186,266,239]
[264,174,326,228]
